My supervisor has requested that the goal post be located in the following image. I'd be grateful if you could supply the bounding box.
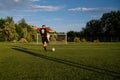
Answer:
[36,32,67,44]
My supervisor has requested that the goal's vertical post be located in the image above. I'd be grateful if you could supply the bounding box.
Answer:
[37,33,38,44]
[65,32,67,44]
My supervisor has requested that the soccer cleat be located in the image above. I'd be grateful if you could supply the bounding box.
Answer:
[44,47,47,51]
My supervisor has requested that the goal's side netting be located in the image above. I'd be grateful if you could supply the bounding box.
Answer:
[36,33,67,44]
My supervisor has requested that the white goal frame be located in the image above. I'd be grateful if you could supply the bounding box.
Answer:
[36,33,67,44]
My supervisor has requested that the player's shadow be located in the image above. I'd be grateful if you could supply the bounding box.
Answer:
[12,46,120,78]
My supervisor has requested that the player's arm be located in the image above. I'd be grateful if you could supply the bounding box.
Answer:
[46,28,55,33]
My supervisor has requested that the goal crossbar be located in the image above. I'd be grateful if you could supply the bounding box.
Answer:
[36,33,67,44]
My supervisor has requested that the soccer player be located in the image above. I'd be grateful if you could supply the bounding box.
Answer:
[34,25,54,51]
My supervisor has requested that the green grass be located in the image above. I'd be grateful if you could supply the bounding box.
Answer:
[0,42,120,80]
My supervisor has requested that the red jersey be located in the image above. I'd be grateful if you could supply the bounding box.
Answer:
[37,28,52,38]
[37,28,51,33]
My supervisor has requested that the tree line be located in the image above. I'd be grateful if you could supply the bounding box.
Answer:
[0,10,120,42]
[0,17,37,42]
[67,10,120,42]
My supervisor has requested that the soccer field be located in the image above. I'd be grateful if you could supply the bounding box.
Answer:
[0,42,120,80]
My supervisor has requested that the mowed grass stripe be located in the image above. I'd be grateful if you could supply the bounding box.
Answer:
[0,42,120,80]
[12,46,120,78]
[17,42,120,73]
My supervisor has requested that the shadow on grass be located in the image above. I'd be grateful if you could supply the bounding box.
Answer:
[12,46,120,78]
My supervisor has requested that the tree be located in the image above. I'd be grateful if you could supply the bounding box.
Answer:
[15,24,22,40]
[80,20,102,41]
[79,10,120,42]
[17,18,33,41]
[0,18,5,41]
[67,31,75,41]
[101,11,120,36]
[18,18,29,28]
[1,17,18,41]
[0,17,38,42]
[67,31,80,42]
[2,21,18,41]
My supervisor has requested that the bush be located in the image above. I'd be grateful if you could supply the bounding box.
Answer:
[19,38,28,43]
[93,39,100,43]
[0,37,5,42]
[81,38,87,42]
[11,40,17,43]
[50,35,56,41]
[74,37,80,42]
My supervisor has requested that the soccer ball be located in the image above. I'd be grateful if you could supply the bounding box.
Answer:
[52,48,55,52]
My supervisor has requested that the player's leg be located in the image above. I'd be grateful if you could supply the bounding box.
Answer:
[46,37,49,45]
[42,37,48,51]
[47,35,50,45]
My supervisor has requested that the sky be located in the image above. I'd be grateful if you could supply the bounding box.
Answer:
[0,0,120,32]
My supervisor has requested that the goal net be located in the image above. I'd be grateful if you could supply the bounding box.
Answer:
[36,33,67,44]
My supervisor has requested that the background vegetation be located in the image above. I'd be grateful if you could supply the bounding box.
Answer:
[0,17,37,42]
[67,11,120,42]
[0,11,120,42]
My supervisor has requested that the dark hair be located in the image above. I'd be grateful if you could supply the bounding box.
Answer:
[42,25,46,27]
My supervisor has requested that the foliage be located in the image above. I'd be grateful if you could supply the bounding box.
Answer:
[50,35,57,41]
[11,40,17,43]
[67,31,80,42]
[0,10,120,42]
[93,39,100,43]
[0,17,37,42]
[16,19,37,41]
[67,10,120,42]
[101,11,120,36]
[19,38,28,43]
[2,17,18,41]
[81,38,87,42]
[74,37,80,42]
